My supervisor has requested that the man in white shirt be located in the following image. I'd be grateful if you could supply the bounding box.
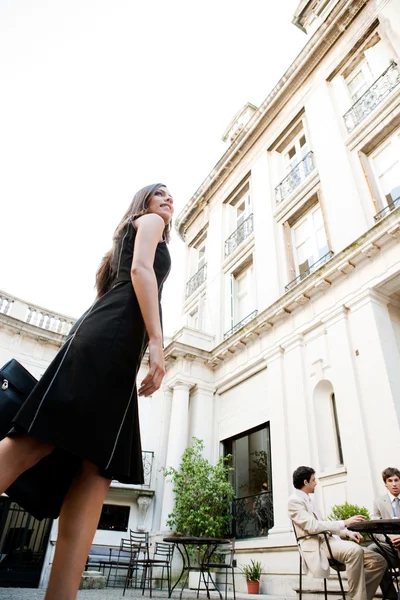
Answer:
[288,466,386,600]
[369,467,400,599]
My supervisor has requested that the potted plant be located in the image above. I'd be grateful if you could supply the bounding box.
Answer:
[328,502,371,542]
[239,559,262,594]
[164,438,235,588]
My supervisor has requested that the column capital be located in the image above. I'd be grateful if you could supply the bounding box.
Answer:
[166,377,194,392]
[192,382,216,395]
[345,288,391,312]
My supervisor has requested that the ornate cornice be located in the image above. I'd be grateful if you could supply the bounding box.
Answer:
[175,0,369,240]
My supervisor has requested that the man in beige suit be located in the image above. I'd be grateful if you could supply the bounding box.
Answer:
[288,466,386,600]
[369,467,400,599]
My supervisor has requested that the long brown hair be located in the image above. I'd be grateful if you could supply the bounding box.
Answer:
[95,183,170,298]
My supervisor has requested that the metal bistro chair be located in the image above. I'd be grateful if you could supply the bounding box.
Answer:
[200,539,236,600]
[104,539,138,587]
[126,541,175,597]
[292,521,346,600]
[106,530,150,588]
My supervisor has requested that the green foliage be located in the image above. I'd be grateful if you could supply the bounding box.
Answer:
[328,502,370,541]
[163,438,235,538]
[239,559,262,582]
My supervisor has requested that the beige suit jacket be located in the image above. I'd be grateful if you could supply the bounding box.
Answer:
[372,493,397,520]
[288,490,348,579]
[372,493,400,551]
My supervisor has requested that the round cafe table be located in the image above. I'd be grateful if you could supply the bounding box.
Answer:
[163,536,230,599]
[347,519,400,598]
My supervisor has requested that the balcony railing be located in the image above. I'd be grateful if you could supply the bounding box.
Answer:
[26,308,74,335]
[224,214,254,257]
[343,61,400,133]
[142,450,154,487]
[231,492,274,539]
[0,294,14,316]
[224,310,258,340]
[374,196,400,222]
[275,151,315,204]
[285,250,334,292]
[112,450,154,488]
[185,264,207,299]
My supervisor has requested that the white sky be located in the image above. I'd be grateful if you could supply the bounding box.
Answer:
[0,0,306,336]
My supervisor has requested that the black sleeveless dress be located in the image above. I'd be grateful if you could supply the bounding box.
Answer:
[8,222,171,516]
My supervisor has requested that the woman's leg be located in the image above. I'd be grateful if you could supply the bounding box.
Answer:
[44,460,111,600]
[0,434,53,494]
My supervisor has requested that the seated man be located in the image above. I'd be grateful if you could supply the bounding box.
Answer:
[288,466,386,600]
[369,467,400,600]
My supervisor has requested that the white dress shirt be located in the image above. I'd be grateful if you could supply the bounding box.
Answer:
[387,492,400,518]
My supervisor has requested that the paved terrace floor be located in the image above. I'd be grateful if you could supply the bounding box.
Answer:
[0,590,284,600]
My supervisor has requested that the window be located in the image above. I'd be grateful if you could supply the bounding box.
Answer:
[224,182,253,257]
[370,130,400,212]
[197,244,206,271]
[291,204,329,278]
[284,132,309,174]
[341,34,399,132]
[230,263,254,327]
[314,381,344,471]
[274,120,315,204]
[223,424,273,539]
[345,59,374,103]
[186,239,207,299]
[97,504,130,531]
[331,393,344,466]
[187,303,203,330]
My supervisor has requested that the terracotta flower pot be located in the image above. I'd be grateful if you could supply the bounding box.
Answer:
[246,580,260,594]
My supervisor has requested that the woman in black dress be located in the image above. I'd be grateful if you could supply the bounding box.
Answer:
[0,183,173,599]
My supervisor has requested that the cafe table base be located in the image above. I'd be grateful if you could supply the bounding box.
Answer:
[163,536,231,599]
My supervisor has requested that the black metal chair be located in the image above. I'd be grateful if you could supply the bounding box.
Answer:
[199,539,236,600]
[102,539,140,588]
[125,541,175,596]
[103,531,149,588]
[291,521,346,600]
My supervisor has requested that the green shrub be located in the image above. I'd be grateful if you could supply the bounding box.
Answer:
[163,438,235,560]
[328,502,370,541]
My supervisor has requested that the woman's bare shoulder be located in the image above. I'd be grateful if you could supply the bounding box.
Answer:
[135,213,165,229]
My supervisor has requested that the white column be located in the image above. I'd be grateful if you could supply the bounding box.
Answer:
[160,380,191,531]
[346,291,400,487]
[152,386,173,531]
[282,334,315,469]
[265,348,292,535]
[188,384,215,463]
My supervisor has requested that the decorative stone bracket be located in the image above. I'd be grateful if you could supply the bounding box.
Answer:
[136,495,153,532]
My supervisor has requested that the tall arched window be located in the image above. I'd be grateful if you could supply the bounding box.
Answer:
[313,381,345,471]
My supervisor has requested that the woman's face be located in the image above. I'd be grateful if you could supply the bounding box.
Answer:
[147,186,174,225]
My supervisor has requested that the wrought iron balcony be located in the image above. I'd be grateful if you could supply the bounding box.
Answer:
[374,197,400,222]
[285,250,334,292]
[231,492,274,539]
[185,264,207,299]
[142,450,154,487]
[275,151,315,204]
[112,450,153,488]
[224,214,254,257]
[343,61,400,133]
[224,310,258,340]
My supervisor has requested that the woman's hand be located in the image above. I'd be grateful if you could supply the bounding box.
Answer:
[138,339,166,397]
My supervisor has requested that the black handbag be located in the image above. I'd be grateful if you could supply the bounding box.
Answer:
[0,358,38,440]
[0,359,81,520]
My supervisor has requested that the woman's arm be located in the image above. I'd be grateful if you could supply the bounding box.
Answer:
[131,213,166,397]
